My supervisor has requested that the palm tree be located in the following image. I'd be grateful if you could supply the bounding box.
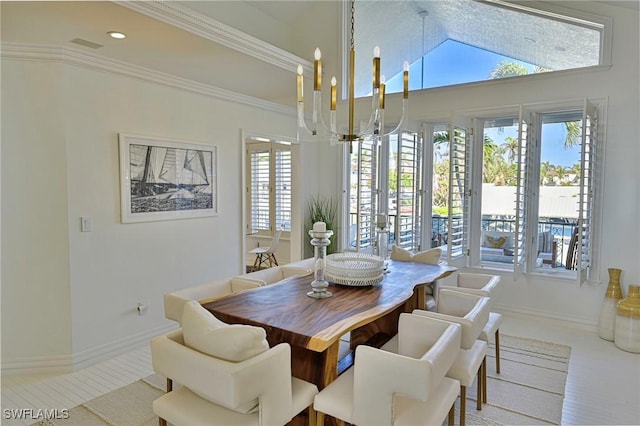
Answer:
[490,62,579,149]
[501,136,519,164]
[540,161,555,185]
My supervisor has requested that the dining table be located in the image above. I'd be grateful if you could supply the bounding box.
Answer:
[202,258,456,390]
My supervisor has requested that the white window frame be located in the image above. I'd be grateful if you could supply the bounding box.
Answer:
[461,98,605,285]
[246,140,292,239]
[347,129,423,254]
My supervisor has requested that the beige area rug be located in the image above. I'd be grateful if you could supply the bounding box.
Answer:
[463,334,571,425]
[34,335,570,426]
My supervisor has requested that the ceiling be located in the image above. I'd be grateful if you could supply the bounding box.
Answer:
[1,1,636,108]
[0,1,307,107]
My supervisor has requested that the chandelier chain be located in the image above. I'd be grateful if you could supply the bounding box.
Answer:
[350,0,355,50]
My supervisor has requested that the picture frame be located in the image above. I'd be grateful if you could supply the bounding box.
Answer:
[119,133,217,223]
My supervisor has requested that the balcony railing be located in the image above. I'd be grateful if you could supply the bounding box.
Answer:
[349,212,577,268]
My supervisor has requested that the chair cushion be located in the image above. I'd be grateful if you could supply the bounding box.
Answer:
[446,340,487,387]
[394,376,460,426]
[182,301,269,362]
[153,386,260,426]
[391,245,442,264]
[313,367,355,424]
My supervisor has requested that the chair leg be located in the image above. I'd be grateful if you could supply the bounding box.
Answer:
[460,385,466,426]
[316,411,324,426]
[482,356,487,404]
[308,405,317,426]
[271,253,279,267]
[495,329,501,374]
[448,404,455,426]
[476,363,482,411]
[251,254,261,272]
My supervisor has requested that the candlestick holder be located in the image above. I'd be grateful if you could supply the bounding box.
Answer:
[307,227,334,299]
[376,214,389,268]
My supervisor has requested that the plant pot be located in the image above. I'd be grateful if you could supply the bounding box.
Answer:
[597,268,623,341]
[614,285,640,353]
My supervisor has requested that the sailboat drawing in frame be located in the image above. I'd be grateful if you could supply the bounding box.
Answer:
[119,133,217,223]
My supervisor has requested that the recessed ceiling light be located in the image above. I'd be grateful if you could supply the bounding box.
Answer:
[107,31,126,40]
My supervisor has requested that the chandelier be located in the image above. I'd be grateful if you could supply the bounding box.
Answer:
[296,0,409,144]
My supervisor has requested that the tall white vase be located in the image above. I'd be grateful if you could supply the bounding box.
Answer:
[598,268,623,341]
[615,285,640,353]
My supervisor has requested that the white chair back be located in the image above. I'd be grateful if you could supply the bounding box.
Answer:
[266,228,283,254]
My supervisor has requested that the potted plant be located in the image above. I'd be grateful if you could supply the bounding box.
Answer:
[307,195,338,254]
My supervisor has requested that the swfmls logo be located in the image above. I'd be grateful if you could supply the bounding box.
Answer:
[3,408,70,420]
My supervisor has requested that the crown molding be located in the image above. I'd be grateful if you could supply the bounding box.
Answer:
[1,42,295,117]
[112,0,313,76]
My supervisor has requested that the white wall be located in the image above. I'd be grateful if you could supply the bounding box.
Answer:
[1,61,73,365]
[1,56,306,371]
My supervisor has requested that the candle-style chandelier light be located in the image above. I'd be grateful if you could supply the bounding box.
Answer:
[296,0,409,144]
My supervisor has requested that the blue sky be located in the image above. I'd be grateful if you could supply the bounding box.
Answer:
[386,39,536,92]
[485,123,580,168]
[385,39,580,167]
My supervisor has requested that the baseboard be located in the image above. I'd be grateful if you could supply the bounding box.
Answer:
[72,323,177,371]
[495,303,598,332]
[1,323,177,377]
[1,354,74,377]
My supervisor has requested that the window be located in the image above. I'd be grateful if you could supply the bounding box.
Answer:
[246,140,292,236]
[346,98,601,285]
[348,130,422,254]
[446,99,601,284]
[352,0,610,96]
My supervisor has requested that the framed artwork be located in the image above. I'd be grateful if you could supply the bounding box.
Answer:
[119,133,217,223]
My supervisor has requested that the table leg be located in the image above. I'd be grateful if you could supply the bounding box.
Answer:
[291,340,340,390]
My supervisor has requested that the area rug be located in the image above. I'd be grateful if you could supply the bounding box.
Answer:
[463,334,571,425]
[34,335,570,426]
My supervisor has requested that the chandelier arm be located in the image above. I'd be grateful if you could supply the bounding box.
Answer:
[385,98,409,136]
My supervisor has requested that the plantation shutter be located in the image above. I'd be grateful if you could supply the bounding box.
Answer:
[447,115,471,266]
[421,123,436,252]
[275,146,292,232]
[576,99,598,286]
[248,143,271,235]
[513,106,531,280]
[353,138,377,251]
[395,130,422,250]
[247,141,292,237]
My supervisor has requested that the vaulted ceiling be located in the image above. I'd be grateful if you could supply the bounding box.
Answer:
[1,1,637,108]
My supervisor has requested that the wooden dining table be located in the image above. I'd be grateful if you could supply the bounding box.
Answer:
[202,259,456,390]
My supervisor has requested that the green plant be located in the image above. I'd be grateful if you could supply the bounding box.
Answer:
[307,195,338,254]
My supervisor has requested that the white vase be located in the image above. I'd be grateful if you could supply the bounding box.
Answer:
[614,285,640,353]
[597,268,623,341]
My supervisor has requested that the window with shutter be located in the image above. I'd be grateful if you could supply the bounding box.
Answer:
[247,141,292,237]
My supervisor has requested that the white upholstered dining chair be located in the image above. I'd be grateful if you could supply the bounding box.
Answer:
[313,313,462,426]
[151,302,318,426]
[408,289,490,426]
[442,272,503,375]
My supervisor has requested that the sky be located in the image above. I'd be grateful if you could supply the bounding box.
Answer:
[485,123,580,168]
[386,39,536,92]
[385,39,580,167]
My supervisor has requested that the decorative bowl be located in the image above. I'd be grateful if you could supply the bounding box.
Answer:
[325,252,385,286]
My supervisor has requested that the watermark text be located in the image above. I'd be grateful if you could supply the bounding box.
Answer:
[3,408,70,420]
